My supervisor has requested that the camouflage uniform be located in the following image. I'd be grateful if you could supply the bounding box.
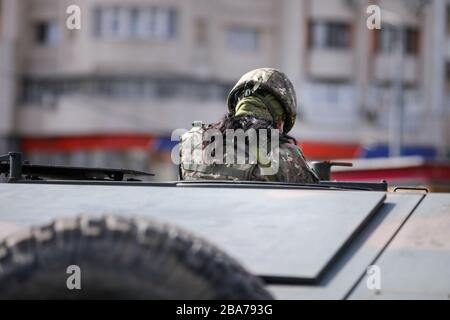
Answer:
[179,123,319,183]
[272,142,318,183]
[179,68,319,184]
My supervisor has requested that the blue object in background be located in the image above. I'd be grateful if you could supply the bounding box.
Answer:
[153,137,179,152]
[360,144,437,160]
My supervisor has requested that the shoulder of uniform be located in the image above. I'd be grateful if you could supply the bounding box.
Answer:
[280,142,309,159]
[280,141,300,152]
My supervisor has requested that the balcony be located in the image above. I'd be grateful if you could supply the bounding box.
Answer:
[366,86,424,133]
[308,49,354,80]
[446,37,450,59]
[300,82,358,126]
[0,40,16,133]
[373,54,418,83]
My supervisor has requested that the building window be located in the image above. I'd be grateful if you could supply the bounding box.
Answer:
[446,6,450,34]
[34,21,60,46]
[195,18,208,46]
[93,6,176,40]
[405,28,419,54]
[0,0,2,39]
[129,8,140,37]
[309,22,351,49]
[226,27,259,51]
[376,26,419,55]
[446,62,450,91]
[21,77,233,105]
[93,7,102,37]
[377,26,395,53]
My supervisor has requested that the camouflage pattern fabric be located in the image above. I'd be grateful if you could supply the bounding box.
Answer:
[179,125,319,184]
[268,142,319,183]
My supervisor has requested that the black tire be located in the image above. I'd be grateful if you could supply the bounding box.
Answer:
[0,215,272,299]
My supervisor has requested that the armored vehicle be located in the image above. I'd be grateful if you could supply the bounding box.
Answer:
[0,152,449,299]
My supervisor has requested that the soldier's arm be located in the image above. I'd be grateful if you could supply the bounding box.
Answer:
[275,143,319,183]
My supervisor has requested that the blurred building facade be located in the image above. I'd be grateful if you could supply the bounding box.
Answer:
[0,0,449,179]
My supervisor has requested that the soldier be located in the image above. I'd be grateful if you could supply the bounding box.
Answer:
[179,68,319,183]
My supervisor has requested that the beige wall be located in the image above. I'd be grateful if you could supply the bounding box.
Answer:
[17,95,225,136]
[19,0,278,80]
[0,0,20,136]
[14,0,429,83]
[308,49,354,79]
[0,0,447,150]
[309,0,355,21]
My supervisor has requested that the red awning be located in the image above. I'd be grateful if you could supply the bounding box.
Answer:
[331,164,450,184]
[21,135,361,160]
[21,135,156,152]
[298,141,361,160]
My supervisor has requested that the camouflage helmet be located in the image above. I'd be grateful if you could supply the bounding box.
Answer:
[227,68,298,133]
